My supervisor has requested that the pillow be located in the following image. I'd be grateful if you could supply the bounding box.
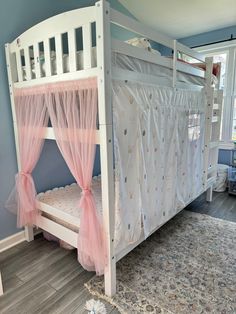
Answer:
[126,37,161,56]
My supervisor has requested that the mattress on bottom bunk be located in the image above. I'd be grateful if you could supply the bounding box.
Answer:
[36,175,102,232]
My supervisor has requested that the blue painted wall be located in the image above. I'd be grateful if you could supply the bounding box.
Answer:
[153,25,236,57]
[0,0,133,240]
[179,25,236,48]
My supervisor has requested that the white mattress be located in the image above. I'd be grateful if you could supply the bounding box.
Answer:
[37,175,102,231]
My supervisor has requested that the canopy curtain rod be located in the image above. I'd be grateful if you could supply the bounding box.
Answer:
[190,34,235,49]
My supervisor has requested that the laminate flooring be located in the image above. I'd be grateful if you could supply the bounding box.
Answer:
[0,191,235,313]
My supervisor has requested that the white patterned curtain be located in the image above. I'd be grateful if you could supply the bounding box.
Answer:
[113,82,206,249]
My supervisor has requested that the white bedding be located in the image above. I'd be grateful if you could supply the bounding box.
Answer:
[37,175,103,231]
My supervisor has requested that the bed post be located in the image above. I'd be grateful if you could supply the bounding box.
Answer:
[96,0,116,296]
[0,271,3,296]
[204,57,214,202]
[172,39,177,89]
[5,44,34,242]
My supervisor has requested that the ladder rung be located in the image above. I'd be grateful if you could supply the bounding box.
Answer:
[212,116,219,123]
[207,177,216,188]
[213,103,219,110]
[208,165,217,174]
[209,141,219,149]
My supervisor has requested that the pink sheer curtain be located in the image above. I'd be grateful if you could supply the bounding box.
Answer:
[46,78,106,275]
[12,89,48,227]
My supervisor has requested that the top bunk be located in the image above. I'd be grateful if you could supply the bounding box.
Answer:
[5,0,217,92]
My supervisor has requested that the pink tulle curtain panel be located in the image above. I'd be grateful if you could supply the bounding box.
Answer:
[6,78,106,275]
[46,78,106,275]
[13,92,49,227]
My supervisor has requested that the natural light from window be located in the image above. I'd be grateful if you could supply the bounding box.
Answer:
[197,45,236,143]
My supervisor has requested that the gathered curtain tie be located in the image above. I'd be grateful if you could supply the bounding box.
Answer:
[81,188,92,197]
[18,171,31,177]
[15,171,37,228]
[16,172,34,185]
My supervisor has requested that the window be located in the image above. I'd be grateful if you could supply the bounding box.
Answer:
[196,43,236,143]
[232,98,236,140]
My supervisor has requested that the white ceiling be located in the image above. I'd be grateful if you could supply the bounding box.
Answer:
[118,0,236,38]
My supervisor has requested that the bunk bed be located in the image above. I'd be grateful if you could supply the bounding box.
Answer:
[5,0,223,296]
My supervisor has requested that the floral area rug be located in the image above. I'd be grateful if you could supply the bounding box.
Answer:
[85,210,236,313]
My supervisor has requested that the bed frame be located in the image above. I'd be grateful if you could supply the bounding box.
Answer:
[5,0,223,296]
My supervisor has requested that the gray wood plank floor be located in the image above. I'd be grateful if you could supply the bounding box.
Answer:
[0,237,118,314]
[0,191,235,313]
[186,191,236,222]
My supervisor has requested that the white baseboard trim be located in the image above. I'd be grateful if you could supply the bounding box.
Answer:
[0,231,26,253]
[0,228,42,253]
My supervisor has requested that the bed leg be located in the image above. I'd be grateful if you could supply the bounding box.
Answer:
[104,258,116,297]
[206,185,213,202]
[0,272,3,296]
[25,226,34,242]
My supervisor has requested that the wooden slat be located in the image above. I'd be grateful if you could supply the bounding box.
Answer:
[214,90,223,141]
[173,39,177,88]
[112,39,172,69]
[9,6,96,53]
[110,8,173,49]
[212,116,219,123]
[203,57,214,189]
[213,103,219,110]
[43,38,51,77]
[15,50,23,82]
[55,34,63,74]
[82,23,92,69]
[68,29,77,72]
[13,67,98,88]
[19,126,100,144]
[208,165,217,174]
[0,272,3,296]
[96,0,116,297]
[209,141,219,149]
[37,200,80,228]
[177,61,205,78]
[207,177,216,188]
[36,216,77,248]
[24,47,31,80]
[33,43,41,78]
[176,42,205,63]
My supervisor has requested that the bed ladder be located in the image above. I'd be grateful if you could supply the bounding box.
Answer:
[204,58,223,201]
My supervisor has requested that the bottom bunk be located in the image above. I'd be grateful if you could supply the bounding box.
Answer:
[35,173,207,261]
[36,176,103,249]
[37,175,103,232]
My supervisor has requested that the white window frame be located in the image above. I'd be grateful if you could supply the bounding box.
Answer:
[195,40,236,148]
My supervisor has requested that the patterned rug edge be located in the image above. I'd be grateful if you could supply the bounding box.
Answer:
[182,210,236,227]
[85,278,174,314]
[84,281,126,314]
[85,211,236,313]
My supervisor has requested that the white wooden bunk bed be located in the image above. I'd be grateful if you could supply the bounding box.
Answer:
[5,0,223,297]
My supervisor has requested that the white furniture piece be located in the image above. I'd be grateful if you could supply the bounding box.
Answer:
[0,272,3,296]
[5,0,223,296]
